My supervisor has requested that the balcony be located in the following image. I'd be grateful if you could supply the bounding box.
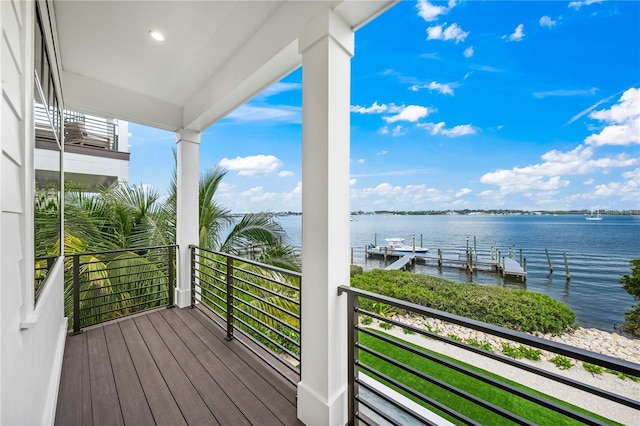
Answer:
[55,245,640,425]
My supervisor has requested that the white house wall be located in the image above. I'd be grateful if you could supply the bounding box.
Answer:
[1,1,67,424]
[36,148,129,185]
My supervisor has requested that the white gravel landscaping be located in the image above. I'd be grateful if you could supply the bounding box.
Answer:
[365,314,640,425]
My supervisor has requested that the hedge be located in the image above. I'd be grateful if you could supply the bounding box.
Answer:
[351,269,576,335]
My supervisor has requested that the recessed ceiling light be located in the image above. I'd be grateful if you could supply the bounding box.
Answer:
[148,30,165,42]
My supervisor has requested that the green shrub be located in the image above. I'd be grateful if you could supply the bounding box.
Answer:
[351,270,576,334]
[583,363,603,375]
[621,258,640,336]
[447,333,463,342]
[518,346,542,361]
[465,337,494,352]
[501,342,523,359]
[550,355,574,370]
[402,327,416,335]
[360,315,373,325]
[379,321,393,330]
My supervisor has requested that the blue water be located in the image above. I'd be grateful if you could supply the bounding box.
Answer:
[275,214,640,332]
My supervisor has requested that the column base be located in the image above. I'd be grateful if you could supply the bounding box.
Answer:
[297,381,346,426]
[174,288,191,308]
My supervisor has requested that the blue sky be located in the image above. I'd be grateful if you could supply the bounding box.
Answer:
[128,0,640,213]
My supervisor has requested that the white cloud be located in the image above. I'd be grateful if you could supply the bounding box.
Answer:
[455,188,472,197]
[378,150,388,156]
[427,23,469,44]
[380,127,389,135]
[583,178,595,185]
[463,46,474,58]
[391,125,405,137]
[507,24,525,42]
[383,105,430,123]
[584,88,640,146]
[351,101,388,114]
[350,179,357,186]
[277,170,294,177]
[351,183,450,206]
[539,16,557,28]
[357,159,365,164]
[410,81,456,95]
[480,145,638,194]
[226,105,301,123]
[418,122,476,137]
[533,87,597,98]
[416,0,454,22]
[219,154,282,176]
[257,82,301,99]
[568,0,603,10]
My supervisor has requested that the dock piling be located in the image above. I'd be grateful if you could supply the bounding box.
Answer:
[545,248,553,273]
[519,249,523,266]
[564,253,570,281]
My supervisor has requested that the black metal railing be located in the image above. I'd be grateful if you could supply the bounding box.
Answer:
[35,105,119,151]
[190,246,301,385]
[339,285,640,425]
[68,245,176,333]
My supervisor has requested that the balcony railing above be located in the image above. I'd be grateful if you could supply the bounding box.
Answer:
[35,105,119,151]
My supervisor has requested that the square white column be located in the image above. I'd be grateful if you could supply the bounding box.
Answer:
[175,129,200,308]
[297,9,354,426]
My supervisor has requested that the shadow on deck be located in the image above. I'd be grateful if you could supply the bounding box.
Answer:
[55,306,302,425]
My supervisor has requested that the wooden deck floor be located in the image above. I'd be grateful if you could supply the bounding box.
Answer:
[55,307,302,426]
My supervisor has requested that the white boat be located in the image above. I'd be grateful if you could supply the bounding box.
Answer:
[586,210,603,221]
[367,237,429,256]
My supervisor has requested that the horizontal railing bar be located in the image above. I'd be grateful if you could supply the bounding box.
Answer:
[231,275,300,306]
[232,266,301,293]
[340,285,640,376]
[233,316,300,361]
[197,286,227,307]
[81,273,167,289]
[80,299,169,326]
[78,257,169,271]
[357,378,444,426]
[358,308,640,410]
[233,297,300,336]
[193,245,302,279]
[69,244,177,258]
[232,305,300,350]
[358,343,534,425]
[194,292,226,315]
[81,281,169,304]
[80,290,168,314]
[193,266,226,285]
[80,296,169,323]
[232,286,299,320]
[357,365,479,426]
[356,396,406,426]
[194,257,226,270]
[230,324,300,379]
[358,327,605,424]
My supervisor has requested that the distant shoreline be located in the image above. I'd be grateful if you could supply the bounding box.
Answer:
[267,210,640,217]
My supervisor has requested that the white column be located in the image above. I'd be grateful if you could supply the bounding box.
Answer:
[175,129,200,308]
[297,9,354,426]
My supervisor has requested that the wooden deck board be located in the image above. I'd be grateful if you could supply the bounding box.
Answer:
[55,307,300,426]
[86,327,124,426]
[161,308,285,426]
[103,323,155,425]
[182,308,302,425]
[133,315,218,426]
[119,318,187,426]
[146,311,252,426]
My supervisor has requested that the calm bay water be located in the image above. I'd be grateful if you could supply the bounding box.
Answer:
[275,214,640,332]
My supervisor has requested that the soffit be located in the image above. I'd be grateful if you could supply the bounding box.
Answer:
[53,0,396,131]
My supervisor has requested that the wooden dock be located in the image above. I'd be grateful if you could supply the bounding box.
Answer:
[384,254,416,271]
[367,245,527,280]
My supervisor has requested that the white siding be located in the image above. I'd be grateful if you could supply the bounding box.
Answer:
[1,1,67,424]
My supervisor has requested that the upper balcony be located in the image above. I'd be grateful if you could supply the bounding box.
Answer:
[54,245,640,425]
[35,106,130,189]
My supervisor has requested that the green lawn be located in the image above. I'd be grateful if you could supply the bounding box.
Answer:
[359,330,620,426]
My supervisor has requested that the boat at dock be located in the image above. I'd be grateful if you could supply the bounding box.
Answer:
[366,238,429,256]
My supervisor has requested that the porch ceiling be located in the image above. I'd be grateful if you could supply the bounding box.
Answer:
[53,0,395,132]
